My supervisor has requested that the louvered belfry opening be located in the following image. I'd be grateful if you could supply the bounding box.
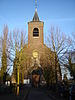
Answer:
[33,28,39,37]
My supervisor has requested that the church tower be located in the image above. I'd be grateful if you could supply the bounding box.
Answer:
[28,9,44,48]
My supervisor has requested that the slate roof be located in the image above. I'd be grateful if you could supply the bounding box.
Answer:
[32,9,39,21]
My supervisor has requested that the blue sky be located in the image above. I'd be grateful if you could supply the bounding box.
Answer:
[0,0,75,37]
[0,0,75,76]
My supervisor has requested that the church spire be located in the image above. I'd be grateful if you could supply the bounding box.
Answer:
[32,0,39,21]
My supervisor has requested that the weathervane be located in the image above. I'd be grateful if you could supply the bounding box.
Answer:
[35,0,37,11]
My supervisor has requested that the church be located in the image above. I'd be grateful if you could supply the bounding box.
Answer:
[20,8,51,84]
[12,4,61,86]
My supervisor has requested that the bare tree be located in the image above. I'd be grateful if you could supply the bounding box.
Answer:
[40,54,55,86]
[11,29,27,83]
[0,25,27,84]
[0,25,8,83]
[68,54,75,81]
[47,27,71,84]
[64,32,75,81]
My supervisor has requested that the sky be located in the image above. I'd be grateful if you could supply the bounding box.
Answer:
[0,0,75,77]
[0,0,75,37]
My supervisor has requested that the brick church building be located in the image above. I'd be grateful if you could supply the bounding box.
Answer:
[12,8,61,85]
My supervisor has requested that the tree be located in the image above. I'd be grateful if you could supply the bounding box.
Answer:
[43,65,55,87]
[12,30,27,84]
[1,25,8,83]
[68,55,75,81]
[40,55,55,86]
[0,25,27,84]
[47,27,71,84]
[68,33,75,80]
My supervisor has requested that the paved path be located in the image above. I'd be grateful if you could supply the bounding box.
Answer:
[26,88,52,100]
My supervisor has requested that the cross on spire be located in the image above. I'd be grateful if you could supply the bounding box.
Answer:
[32,0,39,21]
[35,0,37,11]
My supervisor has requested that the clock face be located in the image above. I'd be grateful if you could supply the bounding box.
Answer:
[33,51,38,58]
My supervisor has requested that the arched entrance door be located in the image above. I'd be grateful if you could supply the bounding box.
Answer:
[31,67,43,87]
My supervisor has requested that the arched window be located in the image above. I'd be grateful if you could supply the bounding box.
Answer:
[33,28,39,37]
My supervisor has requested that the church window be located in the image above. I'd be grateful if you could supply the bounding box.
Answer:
[33,28,39,37]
